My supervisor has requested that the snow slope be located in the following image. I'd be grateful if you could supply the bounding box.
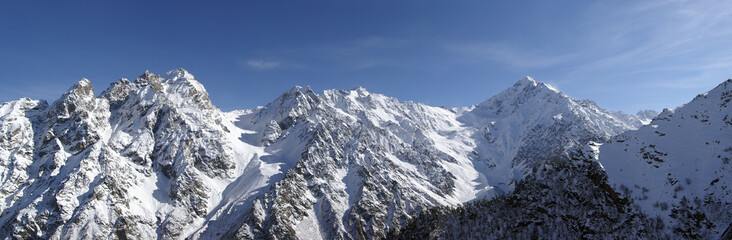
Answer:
[0,70,659,239]
[390,80,732,240]
[0,70,266,239]
[458,77,654,193]
[199,77,654,239]
[599,79,732,238]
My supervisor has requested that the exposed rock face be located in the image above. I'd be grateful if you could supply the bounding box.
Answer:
[6,70,710,240]
[600,79,732,238]
[0,69,241,239]
[392,79,731,240]
[460,77,655,193]
[390,149,669,239]
[196,77,655,239]
[0,98,46,215]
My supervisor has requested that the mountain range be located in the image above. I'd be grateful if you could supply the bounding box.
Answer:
[0,69,728,239]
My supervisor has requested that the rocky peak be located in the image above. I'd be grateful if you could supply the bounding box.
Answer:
[265,85,321,119]
[125,69,215,110]
[322,87,372,104]
[101,78,135,103]
[71,78,94,97]
[49,79,99,118]
[134,70,164,91]
[0,98,43,121]
[514,76,538,88]
[474,76,567,116]
[351,86,371,97]
[510,76,562,95]
[157,69,214,109]
[136,70,154,82]
[280,85,308,98]
[159,68,194,84]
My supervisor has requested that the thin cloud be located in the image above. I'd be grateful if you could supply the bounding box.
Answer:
[447,0,732,83]
[567,0,732,84]
[446,42,581,69]
[245,36,409,72]
[246,60,281,70]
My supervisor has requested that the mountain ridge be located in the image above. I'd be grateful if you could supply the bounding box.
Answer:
[10,69,720,240]
[599,79,732,238]
[391,78,732,239]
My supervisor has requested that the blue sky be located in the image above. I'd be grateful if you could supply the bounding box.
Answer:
[1,1,731,113]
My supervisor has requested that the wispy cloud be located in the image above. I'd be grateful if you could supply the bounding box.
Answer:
[565,0,732,86]
[245,60,282,70]
[439,0,732,92]
[445,42,581,69]
[243,36,410,72]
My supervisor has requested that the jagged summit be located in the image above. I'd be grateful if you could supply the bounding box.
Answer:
[133,70,163,91]
[69,78,93,91]
[98,69,216,110]
[48,78,100,120]
[474,77,566,115]
[160,68,196,84]
[471,77,654,129]
[166,68,190,75]
[101,78,133,102]
[513,76,558,90]
[515,76,537,87]
[481,76,562,104]
[136,70,156,81]
[514,76,561,93]
[349,86,370,96]
[62,78,95,98]
[281,85,315,94]
[134,68,197,85]
[271,85,317,103]
[132,68,200,87]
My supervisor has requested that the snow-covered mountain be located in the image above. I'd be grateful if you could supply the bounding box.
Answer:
[0,70,254,239]
[459,77,654,194]
[391,79,732,240]
[0,69,670,239]
[599,79,732,238]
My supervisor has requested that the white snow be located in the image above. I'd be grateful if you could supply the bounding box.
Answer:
[0,71,675,239]
[294,209,324,240]
[599,79,732,235]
